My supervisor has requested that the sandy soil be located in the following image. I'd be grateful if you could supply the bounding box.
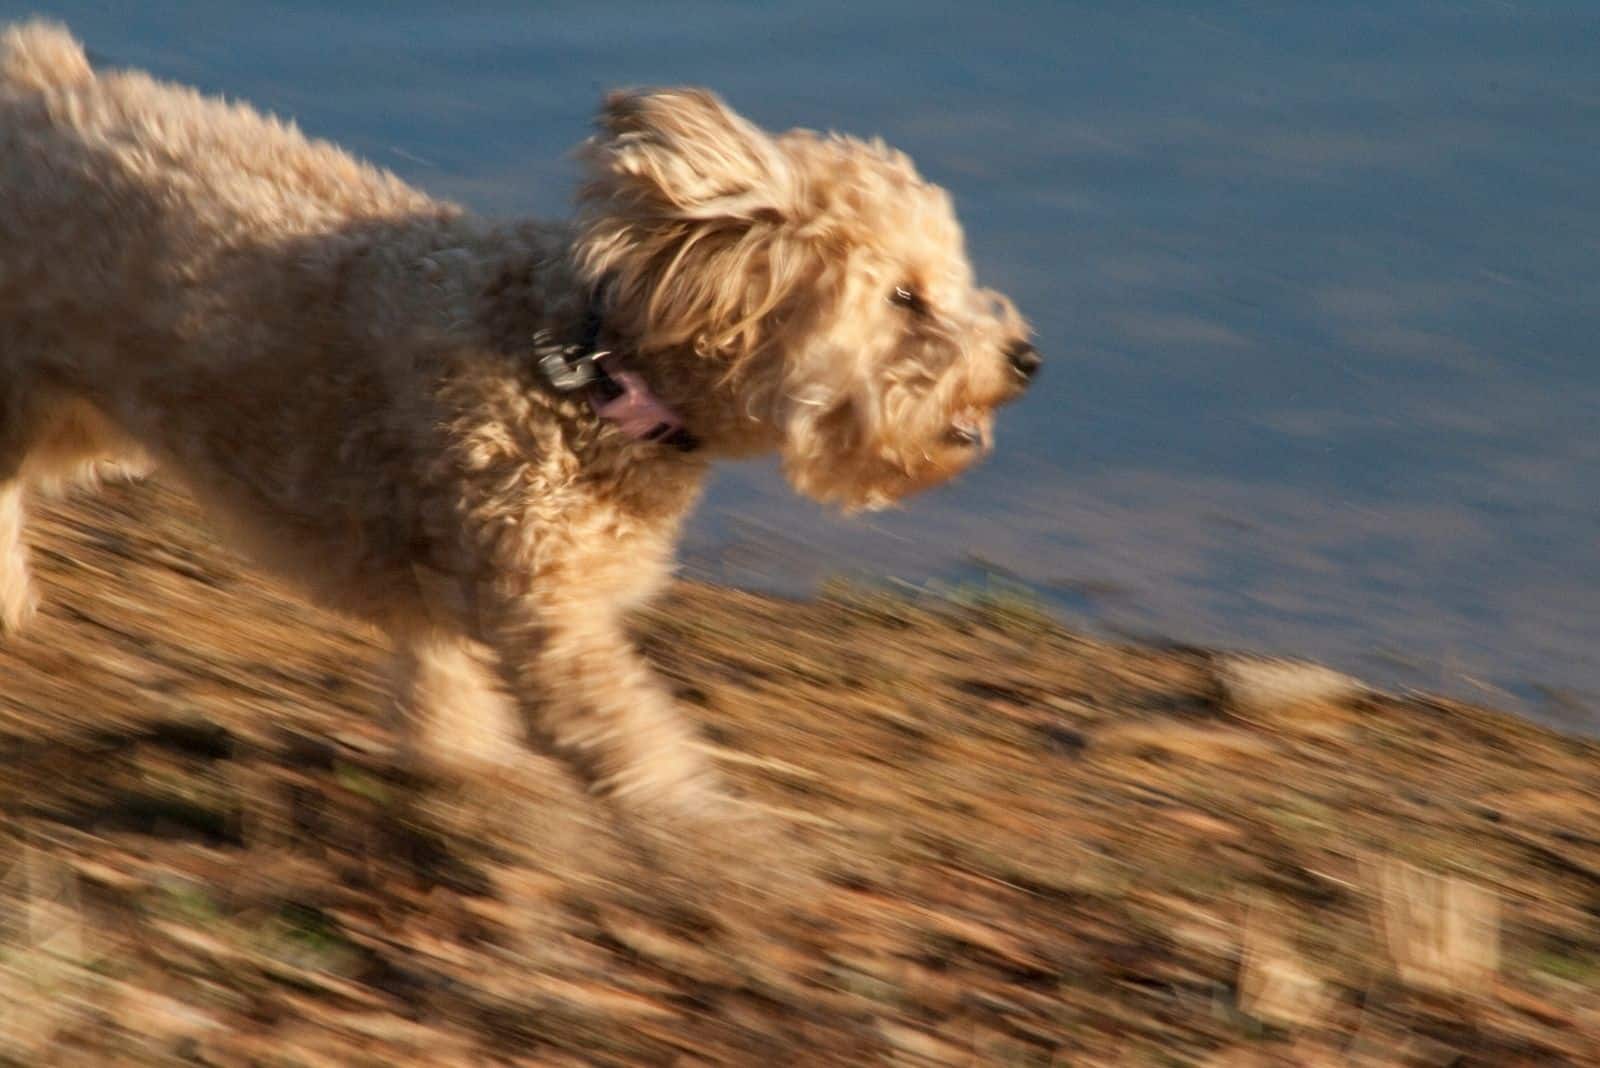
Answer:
[1,480,1597,1066]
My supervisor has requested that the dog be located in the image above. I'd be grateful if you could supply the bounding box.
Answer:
[0,21,1037,828]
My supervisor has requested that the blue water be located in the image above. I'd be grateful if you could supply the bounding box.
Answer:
[10,2,1600,730]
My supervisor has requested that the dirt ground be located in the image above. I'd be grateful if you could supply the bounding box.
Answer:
[1,480,1597,1066]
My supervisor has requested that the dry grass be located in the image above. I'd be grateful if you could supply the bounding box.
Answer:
[1,480,1598,1065]
[0,836,93,1062]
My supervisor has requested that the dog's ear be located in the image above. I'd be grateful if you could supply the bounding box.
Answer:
[581,88,792,221]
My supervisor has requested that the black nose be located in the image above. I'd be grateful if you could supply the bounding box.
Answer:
[1007,340,1041,381]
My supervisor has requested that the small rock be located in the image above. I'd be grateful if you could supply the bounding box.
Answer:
[1215,656,1367,718]
[878,1021,969,1066]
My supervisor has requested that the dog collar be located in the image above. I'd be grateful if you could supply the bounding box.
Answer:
[533,302,697,452]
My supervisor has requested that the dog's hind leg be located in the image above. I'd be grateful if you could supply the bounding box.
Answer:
[0,387,43,635]
[0,479,35,635]
[0,383,150,635]
[23,398,151,496]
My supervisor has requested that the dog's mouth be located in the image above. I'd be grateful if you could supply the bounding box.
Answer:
[943,415,986,450]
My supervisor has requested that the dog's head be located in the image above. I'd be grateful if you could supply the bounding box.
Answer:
[576,89,1037,510]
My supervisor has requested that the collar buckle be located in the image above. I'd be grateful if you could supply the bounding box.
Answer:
[532,300,699,453]
[534,330,601,392]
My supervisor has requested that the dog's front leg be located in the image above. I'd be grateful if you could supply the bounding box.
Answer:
[477,581,811,932]
[483,593,728,820]
[392,631,524,771]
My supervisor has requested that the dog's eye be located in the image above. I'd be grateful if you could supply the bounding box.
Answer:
[890,285,928,317]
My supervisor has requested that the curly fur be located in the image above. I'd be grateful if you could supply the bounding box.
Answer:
[0,21,1034,821]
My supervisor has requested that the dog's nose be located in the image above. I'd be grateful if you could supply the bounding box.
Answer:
[1007,340,1041,381]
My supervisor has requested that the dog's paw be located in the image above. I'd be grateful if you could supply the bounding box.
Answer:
[608,798,827,996]
[623,793,819,919]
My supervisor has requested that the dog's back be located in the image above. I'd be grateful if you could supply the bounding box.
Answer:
[0,20,474,451]
[0,19,92,93]
[0,22,481,631]
[1,21,438,217]
[0,21,447,346]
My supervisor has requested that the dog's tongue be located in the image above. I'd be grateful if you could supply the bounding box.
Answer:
[591,357,695,450]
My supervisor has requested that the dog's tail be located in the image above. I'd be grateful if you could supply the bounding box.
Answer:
[1,20,94,93]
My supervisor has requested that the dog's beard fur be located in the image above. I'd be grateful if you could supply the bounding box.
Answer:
[574,89,1032,512]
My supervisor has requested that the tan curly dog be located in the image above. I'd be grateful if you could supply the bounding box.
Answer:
[0,21,1037,831]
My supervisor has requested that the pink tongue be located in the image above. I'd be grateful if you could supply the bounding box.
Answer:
[590,361,686,443]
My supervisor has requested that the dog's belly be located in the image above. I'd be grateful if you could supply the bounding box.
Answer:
[171,465,434,631]
[67,351,443,632]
